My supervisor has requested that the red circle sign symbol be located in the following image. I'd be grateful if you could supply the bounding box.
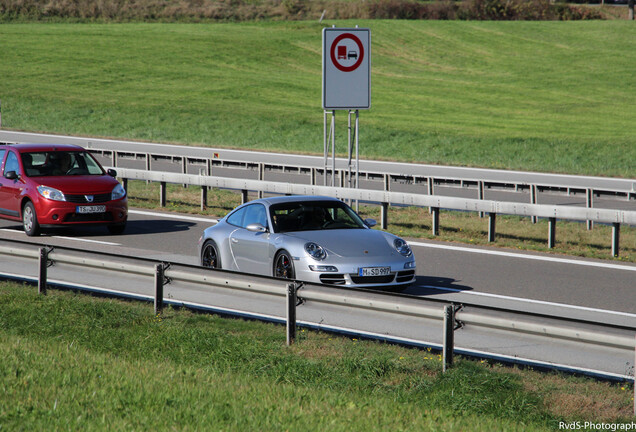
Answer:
[330,33,364,73]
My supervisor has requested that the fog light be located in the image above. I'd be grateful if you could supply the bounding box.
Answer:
[309,265,338,272]
[404,261,416,269]
[52,214,59,221]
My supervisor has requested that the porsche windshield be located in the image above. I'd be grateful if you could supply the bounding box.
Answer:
[21,151,104,177]
[270,201,366,233]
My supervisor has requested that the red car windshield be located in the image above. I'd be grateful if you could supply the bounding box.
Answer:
[21,151,104,177]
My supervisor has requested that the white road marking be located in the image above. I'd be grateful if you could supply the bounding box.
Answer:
[0,228,121,246]
[417,284,636,318]
[128,209,218,224]
[409,241,636,272]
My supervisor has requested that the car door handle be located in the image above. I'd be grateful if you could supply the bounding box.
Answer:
[231,238,239,243]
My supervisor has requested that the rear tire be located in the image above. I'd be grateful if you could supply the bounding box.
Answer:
[22,202,40,237]
[273,250,295,279]
[201,240,221,269]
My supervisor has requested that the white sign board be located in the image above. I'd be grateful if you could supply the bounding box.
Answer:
[322,27,371,110]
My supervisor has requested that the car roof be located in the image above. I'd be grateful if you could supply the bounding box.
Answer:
[250,195,341,207]
[3,143,86,153]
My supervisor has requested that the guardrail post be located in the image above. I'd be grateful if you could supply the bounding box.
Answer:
[548,217,556,249]
[428,177,434,213]
[201,186,207,211]
[586,188,594,230]
[478,181,485,218]
[286,283,297,346]
[154,263,164,315]
[431,207,440,236]
[488,213,496,242]
[38,247,50,295]
[0,99,2,128]
[122,178,128,194]
[241,189,248,204]
[443,305,454,372]
[531,185,538,224]
[612,223,620,257]
[258,163,265,199]
[160,182,167,207]
[381,202,389,230]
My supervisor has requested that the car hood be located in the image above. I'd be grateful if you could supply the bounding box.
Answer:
[284,229,398,258]
[36,175,119,194]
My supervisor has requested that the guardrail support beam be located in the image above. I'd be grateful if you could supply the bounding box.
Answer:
[443,305,455,372]
[38,247,49,295]
[612,223,620,257]
[586,188,594,230]
[154,263,164,315]
[381,202,389,230]
[548,217,556,249]
[201,186,207,211]
[286,283,297,346]
[478,181,485,218]
[488,213,496,242]
[531,185,538,224]
[160,182,167,207]
[432,207,440,236]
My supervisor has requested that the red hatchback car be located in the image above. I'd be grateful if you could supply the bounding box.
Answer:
[0,144,128,236]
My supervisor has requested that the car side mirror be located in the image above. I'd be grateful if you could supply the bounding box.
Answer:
[364,218,377,228]
[4,171,18,180]
[246,223,268,233]
[107,169,117,178]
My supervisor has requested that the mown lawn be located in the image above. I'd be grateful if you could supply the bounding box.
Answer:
[0,281,633,431]
[0,21,634,177]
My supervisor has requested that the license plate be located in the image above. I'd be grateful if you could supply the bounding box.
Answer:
[76,205,106,214]
[358,266,391,277]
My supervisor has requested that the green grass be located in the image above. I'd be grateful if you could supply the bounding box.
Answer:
[0,281,633,431]
[0,21,634,177]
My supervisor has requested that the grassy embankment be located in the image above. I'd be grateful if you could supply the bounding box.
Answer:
[0,21,634,260]
[0,281,633,431]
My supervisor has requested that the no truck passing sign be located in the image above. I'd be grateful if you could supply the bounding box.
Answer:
[322,27,370,110]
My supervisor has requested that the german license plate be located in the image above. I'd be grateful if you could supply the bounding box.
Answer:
[358,266,391,277]
[76,205,106,214]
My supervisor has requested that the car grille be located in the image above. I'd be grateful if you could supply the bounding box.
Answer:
[350,274,396,284]
[65,193,112,204]
[320,274,346,285]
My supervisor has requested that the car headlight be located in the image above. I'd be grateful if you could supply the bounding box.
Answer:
[305,242,327,260]
[394,238,412,257]
[37,186,66,202]
[111,183,126,200]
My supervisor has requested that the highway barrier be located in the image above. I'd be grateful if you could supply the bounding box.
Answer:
[0,238,634,382]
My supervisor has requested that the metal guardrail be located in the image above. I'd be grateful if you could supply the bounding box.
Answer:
[111,167,636,257]
[0,238,634,381]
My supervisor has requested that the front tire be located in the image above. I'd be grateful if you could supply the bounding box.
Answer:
[22,202,40,237]
[273,250,295,279]
[201,240,221,269]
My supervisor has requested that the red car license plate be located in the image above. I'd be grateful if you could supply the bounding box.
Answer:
[76,205,106,214]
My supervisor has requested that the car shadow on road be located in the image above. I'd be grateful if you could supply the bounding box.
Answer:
[403,275,473,296]
[28,219,197,238]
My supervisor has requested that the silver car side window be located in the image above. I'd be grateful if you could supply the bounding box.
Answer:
[243,204,267,228]
[227,207,246,227]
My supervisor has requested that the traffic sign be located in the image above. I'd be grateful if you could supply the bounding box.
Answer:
[322,27,370,110]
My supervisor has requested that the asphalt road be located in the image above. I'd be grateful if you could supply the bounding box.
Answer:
[1,207,634,327]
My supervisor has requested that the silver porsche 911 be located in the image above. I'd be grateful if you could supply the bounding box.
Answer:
[198,195,416,289]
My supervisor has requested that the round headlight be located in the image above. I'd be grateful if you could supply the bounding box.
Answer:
[304,242,327,261]
[37,186,66,202]
[394,238,412,257]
